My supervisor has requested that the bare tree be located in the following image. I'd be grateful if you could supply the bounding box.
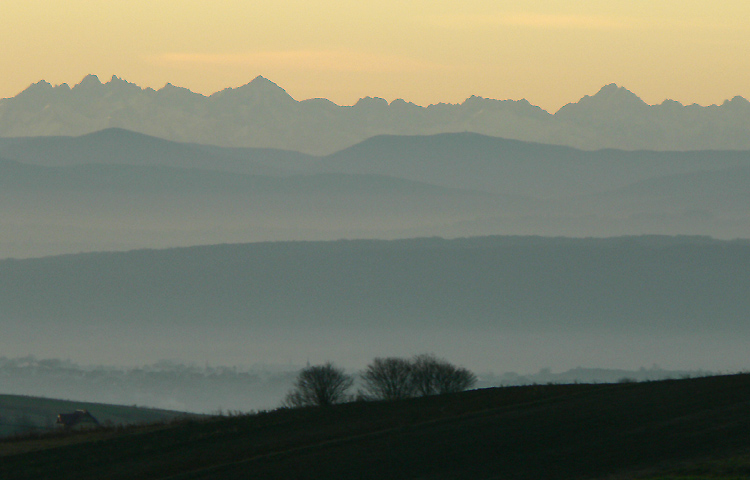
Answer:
[360,357,415,401]
[411,353,443,396]
[411,354,476,395]
[283,362,353,408]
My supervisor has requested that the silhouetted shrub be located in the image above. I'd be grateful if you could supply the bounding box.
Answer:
[283,362,353,408]
[361,355,476,401]
[361,357,416,401]
[411,354,477,396]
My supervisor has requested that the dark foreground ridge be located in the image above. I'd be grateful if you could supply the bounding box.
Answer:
[2,374,750,479]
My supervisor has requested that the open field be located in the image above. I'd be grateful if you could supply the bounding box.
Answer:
[2,373,750,479]
[0,394,194,438]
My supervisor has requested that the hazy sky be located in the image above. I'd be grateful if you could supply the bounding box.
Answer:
[3,0,749,111]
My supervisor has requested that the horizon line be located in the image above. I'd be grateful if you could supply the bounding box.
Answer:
[6,74,749,114]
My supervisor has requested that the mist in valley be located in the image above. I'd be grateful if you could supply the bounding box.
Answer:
[1,236,749,413]
[1,81,749,415]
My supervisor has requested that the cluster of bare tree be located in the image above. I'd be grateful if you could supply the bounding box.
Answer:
[281,362,354,408]
[283,354,476,408]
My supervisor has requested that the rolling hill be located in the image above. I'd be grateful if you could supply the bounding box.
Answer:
[1,235,748,372]
[0,394,192,438]
[308,132,750,196]
[0,127,309,175]
[2,374,750,479]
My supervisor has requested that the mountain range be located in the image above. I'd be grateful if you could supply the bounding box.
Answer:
[2,75,750,154]
[1,128,749,258]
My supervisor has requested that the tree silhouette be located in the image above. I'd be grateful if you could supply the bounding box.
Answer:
[360,357,416,401]
[361,354,477,401]
[283,362,353,407]
[411,354,476,395]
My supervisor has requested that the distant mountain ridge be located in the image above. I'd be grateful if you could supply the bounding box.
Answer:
[2,235,748,371]
[2,75,750,154]
[0,127,308,175]
[2,128,750,259]
[312,131,750,197]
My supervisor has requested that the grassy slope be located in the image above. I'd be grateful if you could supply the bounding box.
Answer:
[0,394,192,438]
[2,374,750,479]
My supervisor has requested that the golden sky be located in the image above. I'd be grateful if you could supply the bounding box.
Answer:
[2,0,749,111]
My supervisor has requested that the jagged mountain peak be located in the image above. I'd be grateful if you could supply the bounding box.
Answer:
[103,75,144,95]
[211,75,296,103]
[596,82,632,95]
[660,99,684,108]
[583,83,646,106]
[74,74,103,90]
[158,82,203,99]
[388,98,420,110]
[107,74,136,86]
[354,96,388,108]
[3,75,750,153]
[555,83,648,118]
[722,95,750,108]
[248,75,277,87]
[15,79,54,97]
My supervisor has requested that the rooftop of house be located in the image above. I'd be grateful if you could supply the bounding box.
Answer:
[56,409,99,428]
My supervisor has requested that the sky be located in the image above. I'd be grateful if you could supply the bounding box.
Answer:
[2,0,750,111]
